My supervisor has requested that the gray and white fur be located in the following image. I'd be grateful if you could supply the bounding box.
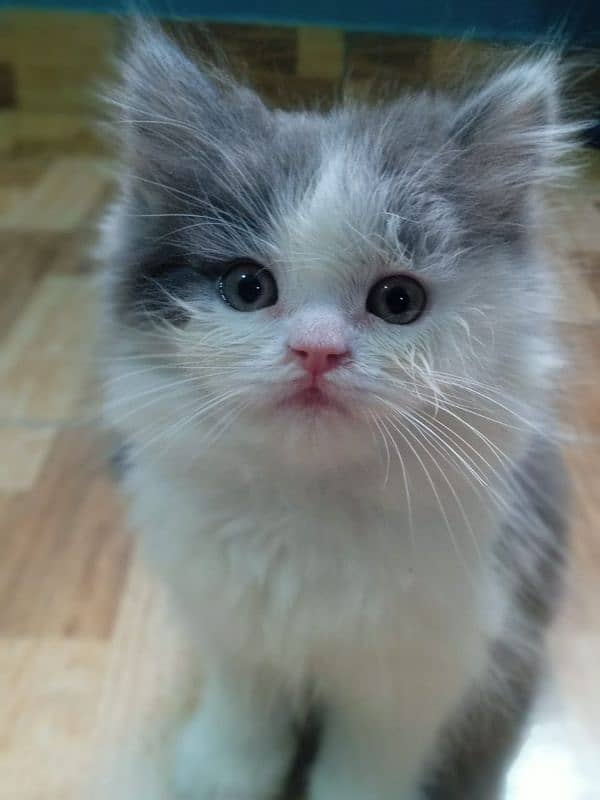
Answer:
[99,24,574,800]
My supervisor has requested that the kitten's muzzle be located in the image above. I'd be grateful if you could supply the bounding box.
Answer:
[288,344,350,377]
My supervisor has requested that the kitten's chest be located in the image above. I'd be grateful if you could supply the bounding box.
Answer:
[130,461,502,672]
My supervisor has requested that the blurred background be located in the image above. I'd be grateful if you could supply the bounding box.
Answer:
[0,2,598,798]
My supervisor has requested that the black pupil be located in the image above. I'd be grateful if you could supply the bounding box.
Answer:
[238,273,263,304]
[385,285,411,315]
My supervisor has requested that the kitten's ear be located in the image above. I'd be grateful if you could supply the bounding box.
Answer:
[448,58,574,207]
[106,23,267,174]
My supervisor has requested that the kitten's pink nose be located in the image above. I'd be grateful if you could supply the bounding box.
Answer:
[290,345,349,376]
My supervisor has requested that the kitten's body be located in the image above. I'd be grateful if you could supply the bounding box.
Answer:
[101,27,572,799]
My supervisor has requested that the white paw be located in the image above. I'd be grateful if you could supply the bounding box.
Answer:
[309,751,420,800]
[171,714,292,800]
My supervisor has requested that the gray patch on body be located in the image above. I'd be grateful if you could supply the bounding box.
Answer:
[422,434,569,799]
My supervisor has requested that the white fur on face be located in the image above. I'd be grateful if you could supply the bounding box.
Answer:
[101,45,575,474]
[104,140,551,475]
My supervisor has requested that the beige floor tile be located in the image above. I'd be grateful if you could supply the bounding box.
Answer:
[0,425,55,491]
[0,638,107,800]
[0,273,94,420]
[0,156,110,232]
[0,428,131,638]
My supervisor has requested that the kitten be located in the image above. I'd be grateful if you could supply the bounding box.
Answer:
[99,25,573,800]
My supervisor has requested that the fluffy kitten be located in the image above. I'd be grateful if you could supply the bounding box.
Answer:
[100,25,574,800]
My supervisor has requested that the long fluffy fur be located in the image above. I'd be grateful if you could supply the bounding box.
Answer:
[98,24,577,799]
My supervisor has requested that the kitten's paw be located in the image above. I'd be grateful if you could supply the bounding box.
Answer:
[309,753,420,800]
[171,714,292,800]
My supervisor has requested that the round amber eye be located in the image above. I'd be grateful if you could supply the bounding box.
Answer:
[366,274,426,324]
[218,261,278,312]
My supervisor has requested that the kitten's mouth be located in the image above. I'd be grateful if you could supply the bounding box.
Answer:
[278,382,347,414]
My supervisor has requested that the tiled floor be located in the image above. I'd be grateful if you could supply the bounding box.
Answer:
[0,21,599,800]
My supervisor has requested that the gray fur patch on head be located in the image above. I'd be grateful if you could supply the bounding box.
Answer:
[99,24,577,328]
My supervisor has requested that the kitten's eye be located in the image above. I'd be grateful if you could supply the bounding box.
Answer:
[218,261,278,312]
[366,274,426,324]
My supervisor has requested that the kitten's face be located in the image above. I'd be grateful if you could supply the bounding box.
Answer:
[102,31,566,470]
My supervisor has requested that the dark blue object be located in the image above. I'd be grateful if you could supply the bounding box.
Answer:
[1,0,599,45]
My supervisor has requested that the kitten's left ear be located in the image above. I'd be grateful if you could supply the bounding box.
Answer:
[108,22,269,178]
[449,57,573,200]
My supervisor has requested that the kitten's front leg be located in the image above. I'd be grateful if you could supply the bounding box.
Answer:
[309,706,430,800]
[172,663,295,800]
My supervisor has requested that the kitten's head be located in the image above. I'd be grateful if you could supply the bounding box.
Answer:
[100,27,574,473]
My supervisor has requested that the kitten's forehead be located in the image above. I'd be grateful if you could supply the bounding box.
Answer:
[267,102,456,279]
[273,149,389,277]
[168,102,445,277]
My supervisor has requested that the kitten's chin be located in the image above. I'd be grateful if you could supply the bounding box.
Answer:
[250,398,374,473]
[265,423,373,472]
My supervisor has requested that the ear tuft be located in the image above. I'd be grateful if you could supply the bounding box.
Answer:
[451,54,582,177]
[450,55,579,189]
[101,21,269,192]
[454,56,559,139]
[108,22,215,137]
